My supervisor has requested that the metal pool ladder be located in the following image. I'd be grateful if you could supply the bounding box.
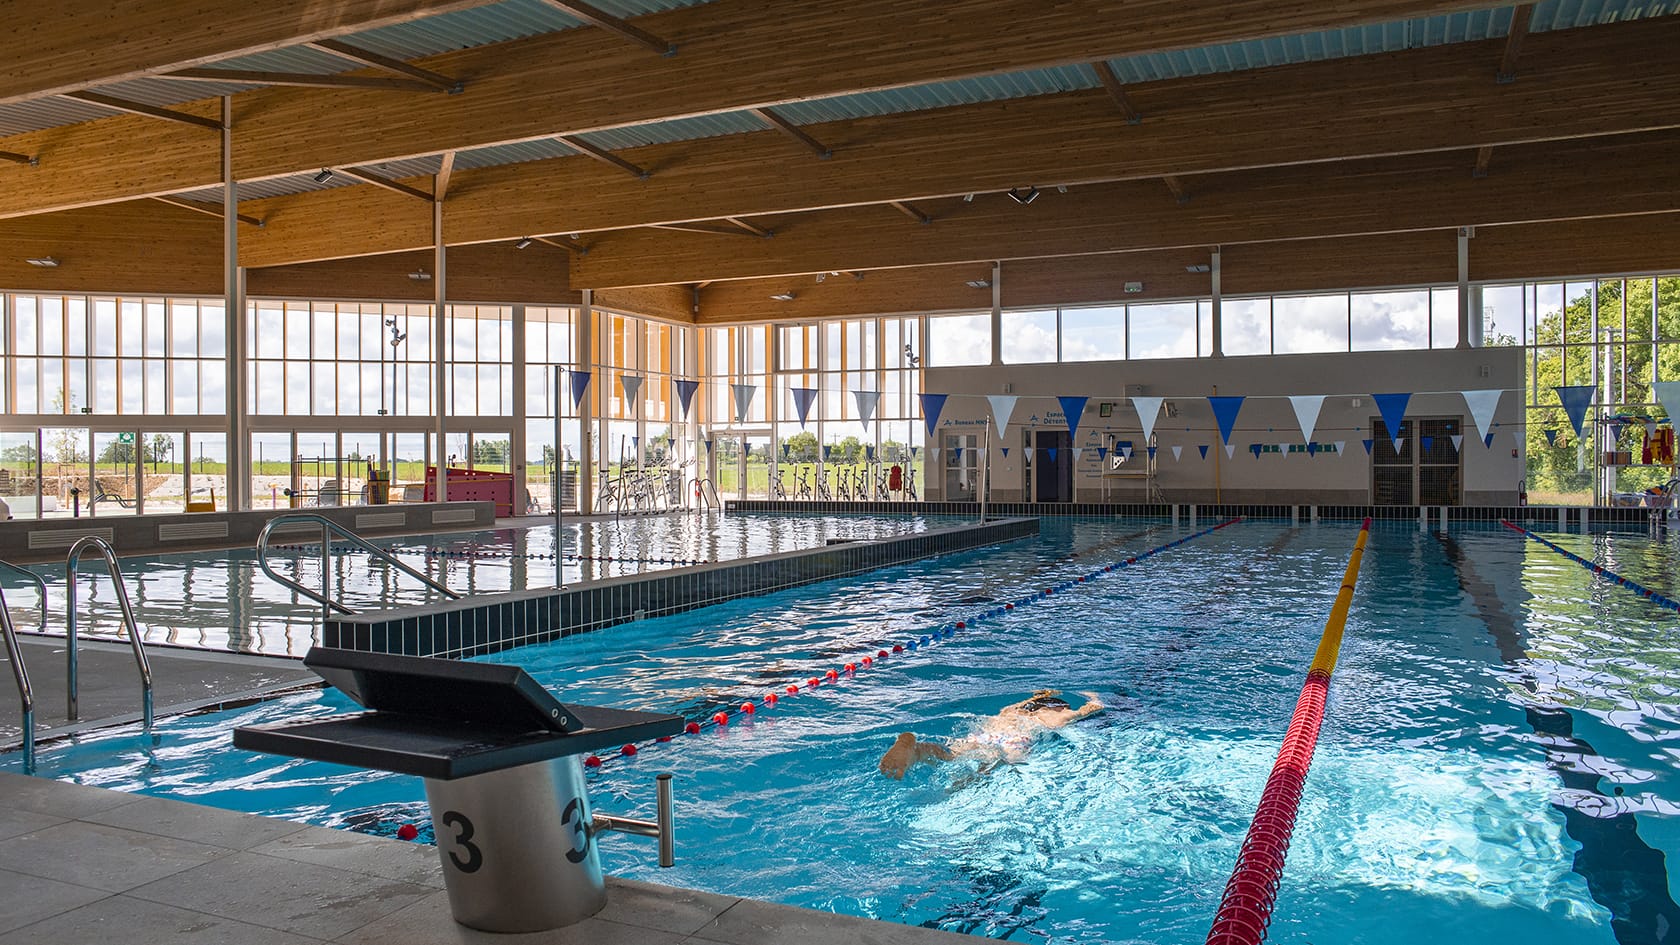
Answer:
[66,536,154,743]
[255,513,460,622]
[0,576,35,773]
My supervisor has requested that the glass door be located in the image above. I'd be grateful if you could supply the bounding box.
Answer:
[91,430,140,516]
[40,427,89,518]
[0,431,41,520]
[142,432,187,514]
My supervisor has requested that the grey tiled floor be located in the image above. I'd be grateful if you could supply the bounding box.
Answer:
[0,771,977,945]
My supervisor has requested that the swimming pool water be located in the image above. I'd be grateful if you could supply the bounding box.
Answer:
[11,517,1680,945]
[0,511,942,656]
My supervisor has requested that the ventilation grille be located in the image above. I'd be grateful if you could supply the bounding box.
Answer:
[158,522,231,542]
[27,528,113,550]
[355,512,406,530]
[432,510,475,524]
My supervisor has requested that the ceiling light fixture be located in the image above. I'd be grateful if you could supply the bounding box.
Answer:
[1007,186,1039,205]
[1056,185,1068,193]
[962,193,975,203]
[1185,264,1210,273]
[515,237,534,250]
[408,269,432,281]
[314,168,334,183]
[770,292,796,301]
[25,256,59,268]
[965,279,991,289]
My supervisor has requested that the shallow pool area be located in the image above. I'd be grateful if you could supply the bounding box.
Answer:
[12,515,1680,943]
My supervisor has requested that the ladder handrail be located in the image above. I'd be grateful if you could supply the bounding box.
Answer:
[0,584,34,773]
[255,513,460,623]
[65,536,153,740]
[0,558,47,630]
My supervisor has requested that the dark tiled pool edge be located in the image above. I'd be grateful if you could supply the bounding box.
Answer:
[727,500,1661,527]
[322,516,1040,658]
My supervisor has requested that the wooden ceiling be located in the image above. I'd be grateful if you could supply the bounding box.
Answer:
[1,0,1676,323]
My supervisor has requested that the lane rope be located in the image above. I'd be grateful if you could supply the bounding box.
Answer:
[1205,517,1371,945]
[270,543,712,567]
[1500,519,1680,610]
[584,516,1245,770]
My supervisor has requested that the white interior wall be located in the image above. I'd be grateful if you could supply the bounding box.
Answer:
[925,347,1525,505]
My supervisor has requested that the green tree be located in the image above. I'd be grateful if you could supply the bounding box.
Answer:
[782,431,818,463]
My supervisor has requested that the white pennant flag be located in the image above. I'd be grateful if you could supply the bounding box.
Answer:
[1512,430,1524,448]
[1121,444,1133,460]
[1461,389,1504,440]
[1334,440,1346,456]
[1287,395,1325,444]
[927,448,941,463]
[987,395,1019,438]
[619,374,644,411]
[1450,434,1463,452]
[1131,396,1165,442]
[730,383,757,423]
[1171,445,1182,461]
[1071,447,1084,462]
[853,389,881,425]
[1224,444,1236,460]
[1654,382,1680,423]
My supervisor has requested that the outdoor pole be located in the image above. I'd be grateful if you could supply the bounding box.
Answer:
[554,365,564,590]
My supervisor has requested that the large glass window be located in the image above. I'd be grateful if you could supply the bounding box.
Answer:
[1273,293,1349,354]
[1351,290,1430,351]
[1061,305,1125,361]
[1127,302,1196,359]
[1000,309,1057,364]
[927,313,989,366]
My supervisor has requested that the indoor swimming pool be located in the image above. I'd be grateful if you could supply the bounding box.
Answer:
[8,516,1680,944]
[0,511,941,656]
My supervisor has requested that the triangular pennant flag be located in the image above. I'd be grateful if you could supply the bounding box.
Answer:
[1553,385,1594,437]
[1131,396,1165,443]
[1171,446,1182,461]
[619,374,644,411]
[631,436,640,450]
[1511,430,1523,448]
[1147,445,1157,459]
[1000,447,1010,458]
[790,387,819,428]
[780,443,790,460]
[1461,389,1503,440]
[1224,444,1236,459]
[1362,439,1374,455]
[1647,420,1660,438]
[1451,434,1463,452]
[1121,444,1133,460]
[853,389,881,426]
[569,370,592,408]
[910,446,920,457]
[1373,392,1411,453]
[1483,433,1494,448]
[731,383,757,423]
[673,379,700,417]
[1307,442,1319,456]
[1420,436,1433,451]
[1198,445,1209,460]
[865,446,876,462]
[1208,396,1245,445]
[1072,447,1084,461]
[1058,396,1089,441]
[1287,395,1325,445]
[704,437,715,453]
[1543,429,1558,447]
[1334,440,1345,455]
[927,448,940,463]
[1249,443,1263,458]
[919,393,949,438]
[1096,446,1109,460]
[821,445,833,461]
[987,395,1019,438]
[953,447,963,462]
[1653,382,1680,424]
[1046,448,1058,462]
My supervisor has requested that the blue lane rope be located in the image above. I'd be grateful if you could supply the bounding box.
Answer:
[585,516,1246,770]
[1501,519,1680,611]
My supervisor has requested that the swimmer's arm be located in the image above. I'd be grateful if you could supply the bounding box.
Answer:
[1072,692,1105,719]
[918,743,956,762]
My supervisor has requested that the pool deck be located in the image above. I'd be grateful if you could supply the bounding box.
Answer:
[0,770,975,945]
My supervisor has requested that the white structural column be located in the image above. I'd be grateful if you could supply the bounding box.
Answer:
[1457,226,1475,349]
[509,303,527,509]
[682,325,701,502]
[1209,247,1224,358]
[990,261,1003,366]
[433,197,448,502]
[577,290,595,514]
[221,96,247,511]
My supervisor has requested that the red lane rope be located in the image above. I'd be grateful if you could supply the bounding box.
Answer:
[1206,518,1372,945]
[584,516,1246,770]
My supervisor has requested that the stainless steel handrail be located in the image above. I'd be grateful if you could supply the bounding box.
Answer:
[65,536,153,739]
[0,558,47,630]
[255,513,459,623]
[0,584,34,773]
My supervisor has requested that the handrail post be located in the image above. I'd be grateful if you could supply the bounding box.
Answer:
[321,521,332,625]
[65,552,80,723]
[0,585,34,773]
[64,536,154,741]
[254,513,459,621]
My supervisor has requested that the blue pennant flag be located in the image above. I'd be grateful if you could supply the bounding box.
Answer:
[1046,448,1058,463]
[1373,393,1412,450]
[1362,439,1374,455]
[673,379,700,417]
[1198,445,1209,460]
[1307,442,1319,456]
[1147,445,1157,459]
[1057,397,1089,440]
[1249,443,1263,458]
[865,446,876,462]
[919,393,949,438]
[1553,385,1595,437]
[1543,429,1559,447]
[780,443,790,460]
[953,447,963,462]
[1484,433,1495,448]
[1208,396,1245,445]
[568,370,592,408]
[821,445,832,461]
[910,446,920,457]
[1096,446,1109,460]
[1000,447,1010,458]
[791,387,819,428]
[704,438,715,453]
[1420,436,1433,451]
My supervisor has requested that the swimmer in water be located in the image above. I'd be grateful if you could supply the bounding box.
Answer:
[878,689,1104,779]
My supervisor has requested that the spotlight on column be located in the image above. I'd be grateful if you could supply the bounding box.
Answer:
[1006,186,1039,205]
[515,237,533,250]
[314,168,334,183]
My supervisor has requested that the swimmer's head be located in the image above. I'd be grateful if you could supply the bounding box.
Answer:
[1022,689,1070,712]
